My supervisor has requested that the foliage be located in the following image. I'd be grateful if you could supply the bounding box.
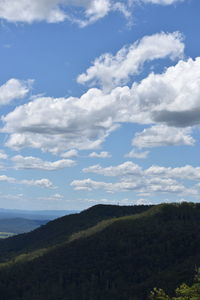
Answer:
[150,271,200,299]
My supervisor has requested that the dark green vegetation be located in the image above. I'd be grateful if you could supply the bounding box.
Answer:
[150,270,200,299]
[0,218,48,236]
[0,203,200,300]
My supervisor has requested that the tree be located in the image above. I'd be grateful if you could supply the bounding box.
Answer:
[149,270,200,300]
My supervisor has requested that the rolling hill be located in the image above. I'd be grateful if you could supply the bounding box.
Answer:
[0,203,199,299]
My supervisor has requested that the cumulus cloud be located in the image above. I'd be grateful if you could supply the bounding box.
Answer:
[134,57,200,127]
[71,178,142,192]
[0,175,16,183]
[60,149,78,158]
[2,51,200,154]
[0,0,186,26]
[77,32,184,90]
[0,150,8,160]
[83,161,142,176]
[71,176,187,194]
[0,174,54,188]
[132,125,195,148]
[145,165,200,181]
[38,193,64,202]
[88,151,111,158]
[125,149,149,159]
[11,155,76,170]
[21,178,55,188]
[0,79,33,106]
[72,160,200,197]
[0,0,130,26]
[141,0,184,5]
[83,161,200,182]
[2,90,119,153]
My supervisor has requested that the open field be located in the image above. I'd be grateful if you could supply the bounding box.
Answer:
[0,232,15,239]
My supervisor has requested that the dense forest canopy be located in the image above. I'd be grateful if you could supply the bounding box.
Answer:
[0,203,199,299]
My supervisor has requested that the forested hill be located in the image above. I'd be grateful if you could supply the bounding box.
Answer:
[0,204,151,261]
[0,203,200,299]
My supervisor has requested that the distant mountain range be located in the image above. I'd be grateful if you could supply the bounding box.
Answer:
[0,208,79,237]
[0,218,48,235]
[0,208,78,220]
[0,203,199,299]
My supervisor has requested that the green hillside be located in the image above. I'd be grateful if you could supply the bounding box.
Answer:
[0,203,200,299]
[0,204,151,262]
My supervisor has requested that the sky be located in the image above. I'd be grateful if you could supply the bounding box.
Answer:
[0,0,200,210]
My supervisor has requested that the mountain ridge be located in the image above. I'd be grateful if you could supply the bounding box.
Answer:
[0,203,199,299]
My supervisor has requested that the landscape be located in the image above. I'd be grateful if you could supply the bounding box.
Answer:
[0,203,200,299]
[0,208,77,237]
[0,0,199,299]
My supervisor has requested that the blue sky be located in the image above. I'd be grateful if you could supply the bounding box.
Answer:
[0,0,200,210]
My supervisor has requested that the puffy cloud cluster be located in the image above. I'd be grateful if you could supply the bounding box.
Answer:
[141,0,184,4]
[145,165,200,181]
[0,0,185,26]
[60,149,78,158]
[3,55,200,153]
[83,161,200,181]
[72,161,200,196]
[2,90,119,153]
[0,0,130,26]
[71,178,142,193]
[11,155,76,170]
[0,150,8,160]
[132,125,194,148]
[0,174,54,188]
[125,150,149,159]
[0,79,32,106]
[78,32,184,90]
[88,151,111,158]
[83,161,142,176]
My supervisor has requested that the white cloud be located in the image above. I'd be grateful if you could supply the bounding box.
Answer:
[141,0,184,5]
[72,161,200,197]
[135,198,152,205]
[78,32,184,90]
[60,149,78,158]
[2,90,119,153]
[21,178,55,188]
[2,54,200,153]
[83,161,142,176]
[133,57,200,127]
[132,125,195,148]
[11,155,76,170]
[0,0,186,26]
[0,174,54,188]
[125,149,149,159]
[71,175,188,194]
[38,193,64,201]
[145,165,200,181]
[88,151,111,158]
[0,79,33,106]
[0,150,8,160]
[71,178,142,193]
[0,0,130,26]
[82,161,200,182]
[0,175,16,183]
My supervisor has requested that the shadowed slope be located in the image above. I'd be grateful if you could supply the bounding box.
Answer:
[0,203,200,299]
